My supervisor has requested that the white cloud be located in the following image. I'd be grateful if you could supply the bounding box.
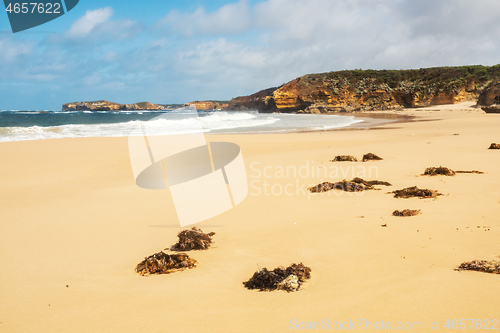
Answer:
[0,37,34,63]
[67,7,113,38]
[4,0,500,110]
[162,0,251,36]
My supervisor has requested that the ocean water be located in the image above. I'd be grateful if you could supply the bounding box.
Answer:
[0,109,364,142]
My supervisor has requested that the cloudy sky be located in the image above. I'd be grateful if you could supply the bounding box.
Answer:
[1,0,499,109]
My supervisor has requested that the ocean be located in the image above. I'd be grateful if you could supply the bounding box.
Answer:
[0,108,364,142]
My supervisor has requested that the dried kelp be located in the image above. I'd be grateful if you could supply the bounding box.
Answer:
[308,180,366,193]
[457,260,500,274]
[243,263,312,292]
[455,170,484,174]
[423,166,484,175]
[136,252,197,276]
[390,186,442,199]
[392,209,422,217]
[362,153,383,162]
[488,143,500,149]
[422,166,456,176]
[352,177,392,187]
[170,227,215,251]
[309,178,391,193]
[331,155,357,162]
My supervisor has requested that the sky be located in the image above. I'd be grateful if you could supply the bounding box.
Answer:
[1,0,499,110]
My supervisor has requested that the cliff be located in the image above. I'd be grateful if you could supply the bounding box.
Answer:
[225,65,500,113]
[62,100,165,111]
[476,79,500,113]
[184,100,229,110]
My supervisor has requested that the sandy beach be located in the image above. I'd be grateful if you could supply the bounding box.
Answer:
[0,102,499,332]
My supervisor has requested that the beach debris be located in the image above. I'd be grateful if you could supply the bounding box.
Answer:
[308,178,391,193]
[381,223,387,227]
[170,227,215,251]
[243,263,311,292]
[390,186,442,199]
[422,166,456,176]
[362,153,383,162]
[392,209,422,217]
[422,166,484,175]
[488,143,500,149]
[331,155,357,162]
[456,260,500,274]
[308,180,364,193]
[135,252,197,276]
[455,170,484,174]
[277,275,300,292]
[351,177,392,187]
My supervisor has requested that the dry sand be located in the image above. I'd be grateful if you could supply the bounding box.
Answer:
[0,102,499,332]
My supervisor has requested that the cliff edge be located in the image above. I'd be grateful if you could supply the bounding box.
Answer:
[226,65,500,113]
[62,100,165,111]
[476,79,500,113]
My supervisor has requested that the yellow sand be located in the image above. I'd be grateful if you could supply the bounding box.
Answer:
[0,102,499,332]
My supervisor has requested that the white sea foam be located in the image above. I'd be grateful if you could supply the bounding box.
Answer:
[0,111,363,142]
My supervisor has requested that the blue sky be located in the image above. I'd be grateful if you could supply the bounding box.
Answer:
[1,0,499,110]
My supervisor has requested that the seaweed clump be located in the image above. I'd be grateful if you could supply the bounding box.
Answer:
[136,252,197,276]
[392,209,422,217]
[170,227,215,251]
[308,180,365,193]
[423,166,484,175]
[457,260,500,274]
[352,177,392,187]
[390,186,442,199]
[243,263,311,292]
[488,143,500,149]
[362,153,383,162]
[309,178,392,193]
[455,170,484,174]
[331,155,357,162]
[422,166,456,176]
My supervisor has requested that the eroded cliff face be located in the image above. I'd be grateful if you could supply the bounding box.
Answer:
[226,66,500,113]
[477,79,500,113]
[62,101,165,111]
[185,101,229,110]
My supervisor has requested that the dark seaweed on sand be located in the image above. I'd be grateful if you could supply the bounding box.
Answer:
[488,143,500,149]
[392,209,422,217]
[362,153,383,162]
[352,177,392,187]
[455,170,484,174]
[136,252,197,276]
[390,186,442,199]
[457,260,500,274]
[170,227,215,251]
[331,155,357,162]
[423,166,456,176]
[423,167,483,175]
[243,263,311,292]
[309,178,391,193]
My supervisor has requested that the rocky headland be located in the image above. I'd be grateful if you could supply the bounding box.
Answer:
[62,100,165,111]
[184,100,229,110]
[225,65,500,113]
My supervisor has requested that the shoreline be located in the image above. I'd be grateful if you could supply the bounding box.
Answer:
[1,102,499,332]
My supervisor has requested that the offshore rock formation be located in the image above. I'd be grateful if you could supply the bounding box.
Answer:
[477,79,500,113]
[226,65,500,113]
[62,100,165,111]
[184,100,229,110]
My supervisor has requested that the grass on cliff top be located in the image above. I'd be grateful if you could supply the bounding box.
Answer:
[299,65,500,91]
